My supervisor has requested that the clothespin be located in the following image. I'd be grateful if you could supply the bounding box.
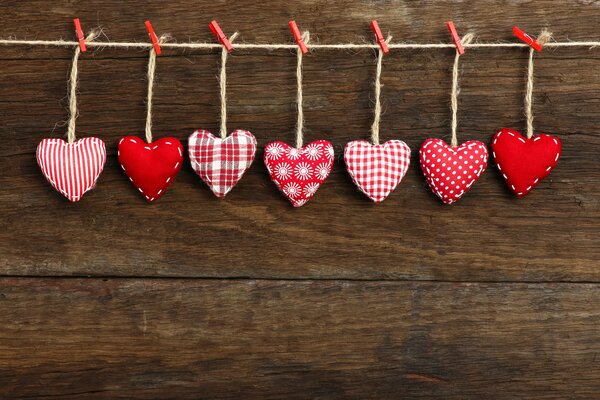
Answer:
[289,21,308,54]
[73,18,87,52]
[209,20,233,52]
[446,21,464,55]
[370,20,389,54]
[145,20,162,55]
[513,26,543,52]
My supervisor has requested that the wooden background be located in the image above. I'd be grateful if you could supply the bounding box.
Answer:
[0,0,599,398]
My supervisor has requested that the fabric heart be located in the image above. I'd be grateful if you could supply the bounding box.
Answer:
[419,138,488,204]
[264,140,334,207]
[492,128,561,198]
[188,130,257,197]
[36,137,106,202]
[344,139,411,203]
[118,136,183,202]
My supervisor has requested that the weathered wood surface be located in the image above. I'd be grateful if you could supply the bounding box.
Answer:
[1,1,599,280]
[0,1,599,398]
[1,278,599,399]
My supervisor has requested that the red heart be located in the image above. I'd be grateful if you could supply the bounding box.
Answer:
[36,137,106,202]
[419,139,488,204]
[492,128,561,198]
[264,140,334,207]
[188,130,257,197]
[118,136,183,202]
[344,140,411,203]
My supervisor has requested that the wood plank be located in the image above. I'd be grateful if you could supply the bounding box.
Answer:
[0,1,599,280]
[0,277,598,399]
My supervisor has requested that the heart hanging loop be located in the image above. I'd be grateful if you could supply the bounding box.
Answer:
[524,29,553,139]
[370,35,392,146]
[449,32,474,147]
[294,31,310,149]
[218,32,239,139]
[145,33,170,143]
[66,28,99,144]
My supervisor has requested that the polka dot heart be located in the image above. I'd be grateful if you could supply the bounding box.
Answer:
[492,128,561,198]
[264,140,334,207]
[419,138,488,204]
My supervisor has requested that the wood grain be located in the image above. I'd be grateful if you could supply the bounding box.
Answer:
[0,1,599,279]
[0,1,599,396]
[0,277,599,399]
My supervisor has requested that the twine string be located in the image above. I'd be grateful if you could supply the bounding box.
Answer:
[218,32,239,139]
[525,29,553,139]
[145,35,169,143]
[295,31,310,149]
[370,36,391,146]
[449,32,474,147]
[66,30,99,143]
[0,38,594,50]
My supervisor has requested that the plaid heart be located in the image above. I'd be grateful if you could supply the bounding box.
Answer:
[344,140,411,203]
[188,130,257,197]
[264,140,334,207]
[36,137,106,202]
[419,138,488,204]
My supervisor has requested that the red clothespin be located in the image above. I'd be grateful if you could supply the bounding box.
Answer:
[446,21,464,55]
[289,21,308,54]
[145,20,162,55]
[370,20,389,54]
[513,26,543,51]
[209,20,233,52]
[73,18,87,52]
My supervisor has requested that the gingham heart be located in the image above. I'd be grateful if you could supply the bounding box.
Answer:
[118,136,183,202]
[264,140,334,207]
[188,130,257,197]
[492,128,561,198]
[36,137,106,202]
[419,138,488,204]
[344,140,411,203]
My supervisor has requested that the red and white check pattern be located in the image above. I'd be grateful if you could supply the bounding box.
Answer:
[188,130,257,197]
[344,140,411,203]
[36,137,106,202]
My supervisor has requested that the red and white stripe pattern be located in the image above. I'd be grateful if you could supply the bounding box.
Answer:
[36,137,107,202]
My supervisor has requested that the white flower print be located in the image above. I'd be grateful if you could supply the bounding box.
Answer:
[305,143,322,160]
[274,162,292,180]
[283,182,301,198]
[304,182,320,197]
[315,163,331,180]
[294,198,308,207]
[294,162,312,180]
[265,143,284,160]
[288,147,301,160]
[325,145,334,160]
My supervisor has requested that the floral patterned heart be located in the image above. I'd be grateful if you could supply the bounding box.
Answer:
[344,139,411,203]
[36,137,106,202]
[188,129,257,197]
[264,140,334,207]
[419,138,488,204]
[118,136,183,202]
[492,128,561,198]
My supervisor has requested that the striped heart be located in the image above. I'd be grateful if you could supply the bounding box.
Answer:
[36,137,106,202]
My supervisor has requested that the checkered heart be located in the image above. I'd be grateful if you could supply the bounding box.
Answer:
[36,137,106,202]
[188,130,257,197]
[419,138,488,204]
[118,136,183,202]
[264,140,334,207]
[344,140,411,203]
